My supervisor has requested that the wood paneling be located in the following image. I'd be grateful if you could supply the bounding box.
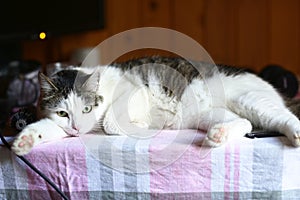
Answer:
[22,40,49,63]
[22,30,108,65]
[58,30,108,62]
[21,0,300,74]
[202,0,238,65]
[236,0,269,71]
[141,0,171,28]
[106,0,141,34]
[270,0,300,74]
[173,0,204,46]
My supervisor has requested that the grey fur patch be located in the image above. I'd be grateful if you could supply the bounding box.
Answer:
[112,56,219,99]
[111,56,248,100]
[39,69,103,113]
[39,70,78,110]
[39,56,250,112]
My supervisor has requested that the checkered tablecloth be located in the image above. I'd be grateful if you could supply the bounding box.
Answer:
[1,130,300,200]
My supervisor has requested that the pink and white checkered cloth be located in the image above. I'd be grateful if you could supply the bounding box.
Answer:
[1,130,300,199]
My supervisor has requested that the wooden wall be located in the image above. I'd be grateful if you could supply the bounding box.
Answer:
[22,0,300,74]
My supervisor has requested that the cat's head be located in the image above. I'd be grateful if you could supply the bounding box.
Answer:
[39,69,104,136]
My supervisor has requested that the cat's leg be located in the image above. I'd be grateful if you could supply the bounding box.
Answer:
[11,118,68,155]
[230,91,300,147]
[198,108,252,147]
[102,104,151,135]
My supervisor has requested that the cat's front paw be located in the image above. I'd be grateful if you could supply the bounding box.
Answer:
[11,128,42,156]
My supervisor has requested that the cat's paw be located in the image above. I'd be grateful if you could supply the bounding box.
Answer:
[11,128,42,156]
[204,124,229,147]
[203,119,252,147]
[291,131,300,147]
[283,125,300,147]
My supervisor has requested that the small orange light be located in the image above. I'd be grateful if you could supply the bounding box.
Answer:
[39,32,46,40]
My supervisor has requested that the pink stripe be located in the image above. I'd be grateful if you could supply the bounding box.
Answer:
[26,138,89,200]
[224,144,231,200]
[149,130,212,198]
[233,144,240,200]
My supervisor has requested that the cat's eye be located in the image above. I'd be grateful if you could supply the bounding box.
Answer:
[57,111,69,118]
[82,105,93,113]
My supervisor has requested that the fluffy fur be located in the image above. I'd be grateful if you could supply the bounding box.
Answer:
[11,56,300,155]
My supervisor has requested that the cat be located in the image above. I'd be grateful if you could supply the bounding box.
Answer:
[11,56,300,155]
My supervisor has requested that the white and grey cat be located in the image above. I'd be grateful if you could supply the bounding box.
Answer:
[11,56,300,155]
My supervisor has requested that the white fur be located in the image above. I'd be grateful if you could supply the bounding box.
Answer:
[11,66,300,155]
[11,118,68,155]
[48,91,104,136]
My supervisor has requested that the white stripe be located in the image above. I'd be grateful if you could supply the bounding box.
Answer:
[86,151,102,191]
[12,155,29,190]
[211,145,225,193]
[112,137,126,192]
[282,143,300,190]
[234,137,254,192]
[135,139,151,192]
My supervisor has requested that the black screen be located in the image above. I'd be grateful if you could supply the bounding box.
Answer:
[0,0,105,41]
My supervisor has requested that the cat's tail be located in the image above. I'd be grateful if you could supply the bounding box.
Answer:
[286,98,300,119]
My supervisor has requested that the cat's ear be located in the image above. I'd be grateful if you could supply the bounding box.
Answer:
[79,70,100,93]
[39,72,59,92]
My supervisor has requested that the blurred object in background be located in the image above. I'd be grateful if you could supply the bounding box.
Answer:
[70,47,101,65]
[46,62,76,76]
[259,64,299,98]
[0,60,40,127]
[9,106,37,133]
